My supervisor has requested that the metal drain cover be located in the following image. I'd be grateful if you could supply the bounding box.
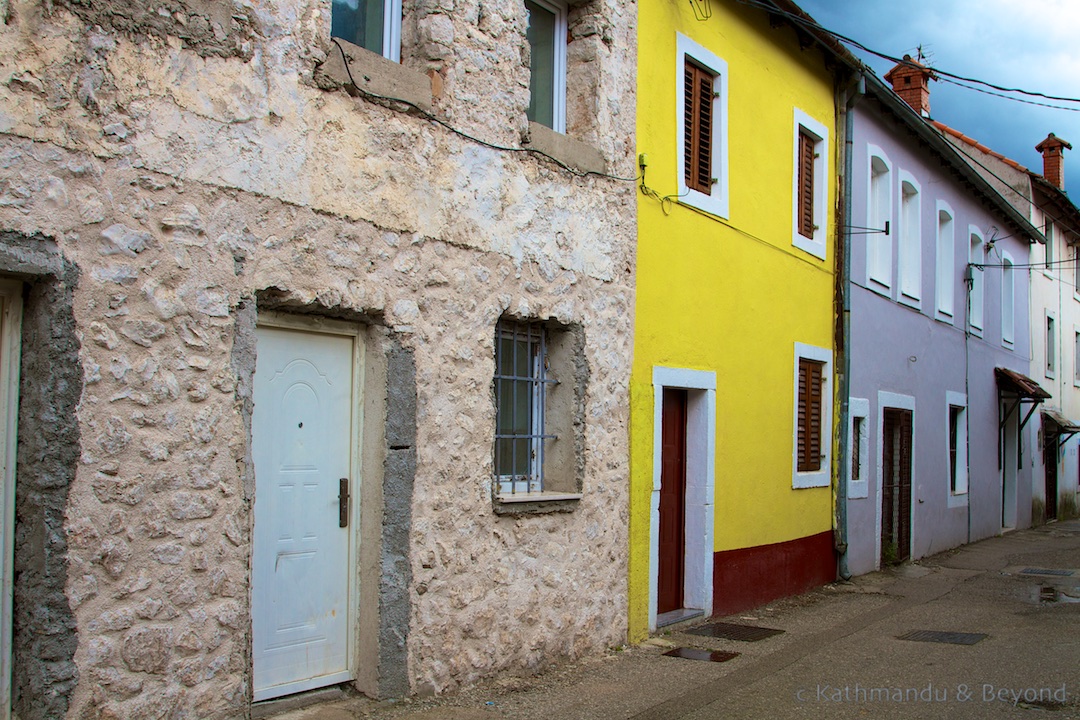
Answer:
[663,647,739,662]
[898,630,987,645]
[685,622,785,642]
[1020,567,1075,577]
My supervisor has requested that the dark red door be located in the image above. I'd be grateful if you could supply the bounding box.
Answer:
[881,408,912,565]
[1044,434,1058,521]
[658,388,688,614]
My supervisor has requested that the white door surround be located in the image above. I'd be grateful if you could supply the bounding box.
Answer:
[649,367,715,633]
[251,314,364,701]
[874,391,915,570]
[0,280,22,720]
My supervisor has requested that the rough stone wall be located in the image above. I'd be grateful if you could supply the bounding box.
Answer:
[0,0,636,712]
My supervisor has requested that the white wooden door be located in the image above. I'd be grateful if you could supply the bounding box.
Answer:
[252,325,357,701]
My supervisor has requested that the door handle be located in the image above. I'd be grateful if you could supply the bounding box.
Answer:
[339,478,349,528]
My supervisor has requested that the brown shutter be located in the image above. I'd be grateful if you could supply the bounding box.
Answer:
[684,61,714,195]
[797,130,815,238]
[797,358,824,472]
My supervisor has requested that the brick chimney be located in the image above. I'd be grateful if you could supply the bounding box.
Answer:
[1035,133,1072,189]
[884,55,935,117]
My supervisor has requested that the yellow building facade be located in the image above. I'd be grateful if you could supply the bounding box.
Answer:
[630,0,841,640]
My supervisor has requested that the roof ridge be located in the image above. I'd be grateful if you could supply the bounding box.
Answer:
[929,119,1030,174]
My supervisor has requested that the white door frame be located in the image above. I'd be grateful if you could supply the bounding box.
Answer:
[0,280,22,720]
[252,312,364,701]
[649,367,715,632]
[875,392,915,569]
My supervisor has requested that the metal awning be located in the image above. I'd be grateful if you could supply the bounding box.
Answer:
[1042,407,1080,445]
[996,367,1050,470]
[995,367,1052,400]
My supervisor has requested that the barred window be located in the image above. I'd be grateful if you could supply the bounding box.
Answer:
[494,320,556,495]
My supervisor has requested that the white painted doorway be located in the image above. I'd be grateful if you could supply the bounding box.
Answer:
[0,280,22,720]
[648,367,715,633]
[252,316,362,701]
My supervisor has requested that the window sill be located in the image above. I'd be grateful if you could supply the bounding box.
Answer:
[792,233,826,261]
[316,37,433,114]
[493,491,582,515]
[792,471,829,490]
[898,293,921,311]
[947,491,968,509]
[867,280,892,300]
[524,122,606,176]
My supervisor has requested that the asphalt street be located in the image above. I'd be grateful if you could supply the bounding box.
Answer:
[264,519,1080,720]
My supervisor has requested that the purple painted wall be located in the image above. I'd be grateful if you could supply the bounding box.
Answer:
[845,100,1035,576]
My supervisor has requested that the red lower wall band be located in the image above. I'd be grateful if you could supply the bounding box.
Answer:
[712,530,837,617]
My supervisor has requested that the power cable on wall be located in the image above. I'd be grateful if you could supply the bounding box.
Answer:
[330,39,639,183]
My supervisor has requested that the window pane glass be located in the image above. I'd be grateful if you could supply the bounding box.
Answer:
[526,0,556,128]
[332,0,384,56]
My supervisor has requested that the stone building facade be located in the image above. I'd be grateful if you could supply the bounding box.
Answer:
[0,0,637,715]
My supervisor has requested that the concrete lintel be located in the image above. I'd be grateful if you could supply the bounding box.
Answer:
[317,39,433,115]
[0,232,63,277]
[524,122,607,176]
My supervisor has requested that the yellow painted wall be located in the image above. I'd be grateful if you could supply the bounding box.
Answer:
[629,0,839,641]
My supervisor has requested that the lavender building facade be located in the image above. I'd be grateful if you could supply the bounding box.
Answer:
[841,67,1045,577]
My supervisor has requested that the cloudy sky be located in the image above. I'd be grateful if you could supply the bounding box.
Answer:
[794,0,1080,191]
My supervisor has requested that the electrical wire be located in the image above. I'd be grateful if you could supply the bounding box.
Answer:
[939,128,1080,243]
[735,0,1080,107]
[937,76,1080,114]
[330,39,639,183]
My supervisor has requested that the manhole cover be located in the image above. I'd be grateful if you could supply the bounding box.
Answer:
[685,622,785,642]
[898,630,987,645]
[662,647,739,662]
[1020,568,1075,577]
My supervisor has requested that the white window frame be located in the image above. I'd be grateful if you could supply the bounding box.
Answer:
[1074,245,1080,302]
[935,200,955,321]
[331,0,402,62]
[494,320,548,496]
[848,397,870,500]
[1002,251,1015,347]
[675,33,729,219]
[525,0,568,133]
[946,391,968,507]
[792,342,832,489]
[1044,218,1055,277]
[897,171,922,306]
[1073,326,1080,387]
[792,109,829,260]
[866,145,893,292]
[968,226,984,334]
[1046,311,1057,379]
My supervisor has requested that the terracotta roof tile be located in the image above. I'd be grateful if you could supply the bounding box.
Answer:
[930,120,1030,173]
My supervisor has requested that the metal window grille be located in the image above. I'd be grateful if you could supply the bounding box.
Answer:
[494,321,557,495]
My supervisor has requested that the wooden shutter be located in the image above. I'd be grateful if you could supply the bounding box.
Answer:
[797,358,824,472]
[797,130,815,238]
[684,61,714,195]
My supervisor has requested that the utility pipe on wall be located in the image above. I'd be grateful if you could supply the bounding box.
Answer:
[835,71,865,581]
